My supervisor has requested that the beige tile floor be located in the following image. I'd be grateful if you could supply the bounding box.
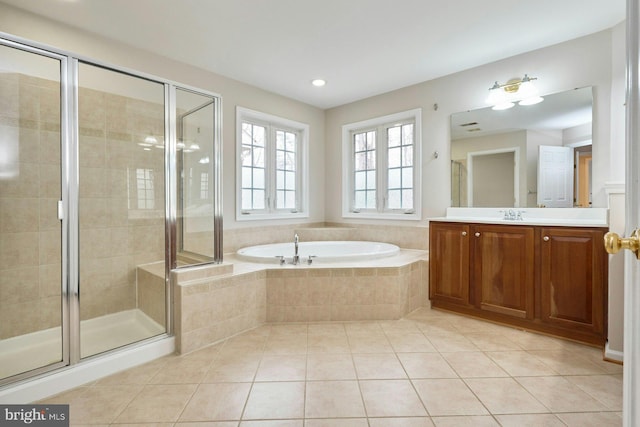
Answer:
[41,306,623,426]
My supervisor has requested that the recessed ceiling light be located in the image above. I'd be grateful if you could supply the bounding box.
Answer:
[311,79,326,87]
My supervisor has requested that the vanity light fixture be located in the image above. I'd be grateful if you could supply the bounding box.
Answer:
[486,74,544,110]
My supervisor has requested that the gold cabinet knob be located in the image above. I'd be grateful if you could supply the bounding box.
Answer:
[604,229,640,259]
[543,236,550,242]
[462,231,467,236]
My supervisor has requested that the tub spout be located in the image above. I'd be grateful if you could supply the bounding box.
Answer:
[292,233,300,265]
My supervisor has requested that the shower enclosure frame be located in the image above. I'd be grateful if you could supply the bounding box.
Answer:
[0,32,73,385]
[0,31,223,388]
[174,93,223,267]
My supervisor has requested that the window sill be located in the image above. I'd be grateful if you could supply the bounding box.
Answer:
[342,212,421,221]
[236,212,309,222]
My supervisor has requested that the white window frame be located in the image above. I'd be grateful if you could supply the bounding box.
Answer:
[236,106,309,221]
[342,108,422,220]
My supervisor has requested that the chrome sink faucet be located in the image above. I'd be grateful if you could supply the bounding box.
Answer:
[293,233,300,265]
[500,209,524,220]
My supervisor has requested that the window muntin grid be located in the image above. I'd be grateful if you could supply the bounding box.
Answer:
[240,122,266,210]
[275,129,297,210]
[353,130,377,210]
[236,107,308,220]
[387,123,414,210]
[136,168,155,209]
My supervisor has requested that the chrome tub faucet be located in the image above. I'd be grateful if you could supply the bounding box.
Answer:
[293,233,300,265]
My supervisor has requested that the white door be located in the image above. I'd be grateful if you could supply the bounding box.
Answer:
[537,145,574,207]
[621,1,640,425]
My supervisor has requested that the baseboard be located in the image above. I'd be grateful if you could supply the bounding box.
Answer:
[604,342,624,364]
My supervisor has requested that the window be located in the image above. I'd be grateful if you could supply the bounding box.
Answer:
[236,107,309,220]
[342,109,421,220]
[135,168,155,209]
[200,172,209,200]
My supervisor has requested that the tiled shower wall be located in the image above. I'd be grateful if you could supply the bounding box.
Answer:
[77,85,165,322]
[0,73,166,339]
[0,73,61,339]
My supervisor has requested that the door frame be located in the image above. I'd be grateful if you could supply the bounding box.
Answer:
[624,0,640,424]
[0,36,71,385]
[467,147,520,207]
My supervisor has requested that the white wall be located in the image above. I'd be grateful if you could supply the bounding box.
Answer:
[610,22,627,186]
[325,29,619,222]
[0,3,326,231]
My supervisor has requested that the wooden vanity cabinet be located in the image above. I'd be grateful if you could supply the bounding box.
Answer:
[471,224,535,320]
[429,220,608,345]
[429,222,470,306]
[538,227,607,340]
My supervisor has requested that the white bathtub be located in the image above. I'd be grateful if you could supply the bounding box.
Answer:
[236,240,400,263]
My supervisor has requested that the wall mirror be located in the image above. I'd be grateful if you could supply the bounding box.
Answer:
[450,86,593,208]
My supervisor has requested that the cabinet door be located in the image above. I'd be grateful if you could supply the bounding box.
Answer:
[472,225,535,319]
[539,228,606,335]
[429,222,470,305]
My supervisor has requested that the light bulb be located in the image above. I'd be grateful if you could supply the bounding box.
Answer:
[519,96,544,106]
[492,102,515,111]
[144,135,158,144]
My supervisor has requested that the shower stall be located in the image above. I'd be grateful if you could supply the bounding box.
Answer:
[451,159,468,207]
[0,34,222,387]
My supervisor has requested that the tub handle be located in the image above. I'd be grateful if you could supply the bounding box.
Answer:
[275,255,285,265]
[307,255,316,265]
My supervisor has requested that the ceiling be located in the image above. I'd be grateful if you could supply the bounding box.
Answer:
[1,0,626,109]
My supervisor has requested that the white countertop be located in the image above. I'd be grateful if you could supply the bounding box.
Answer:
[431,207,609,227]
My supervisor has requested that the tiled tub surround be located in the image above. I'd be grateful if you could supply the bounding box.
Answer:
[173,263,266,354]
[174,250,428,354]
[265,261,426,323]
[184,223,430,257]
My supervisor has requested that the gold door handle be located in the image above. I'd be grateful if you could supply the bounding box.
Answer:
[604,229,640,259]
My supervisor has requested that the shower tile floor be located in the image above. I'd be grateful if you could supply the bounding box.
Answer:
[40,306,623,426]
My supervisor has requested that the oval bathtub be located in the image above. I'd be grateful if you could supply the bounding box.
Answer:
[236,241,400,263]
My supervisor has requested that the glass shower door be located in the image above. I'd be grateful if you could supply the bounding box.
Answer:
[77,63,167,358]
[0,42,66,382]
[175,87,222,267]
